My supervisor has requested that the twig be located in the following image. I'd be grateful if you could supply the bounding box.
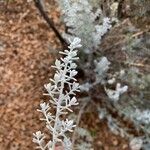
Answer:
[18,10,30,24]
[117,0,125,19]
[4,0,10,12]
[33,0,68,47]
[131,31,144,38]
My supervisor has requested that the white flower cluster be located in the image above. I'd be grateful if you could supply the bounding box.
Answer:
[94,56,111,84]
[57,0,111,52]
[105,83,128,102]
[79,57,111,92]
[33,37,82,150]
[131,109,150,125]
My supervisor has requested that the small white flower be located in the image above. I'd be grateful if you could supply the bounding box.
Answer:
[105,89,120,101]
[70,70,78,77]
[55,59,61,69]
[44,83,52,92]
[62,119,76,132]
[38,102,50,113]
[72,82,79,90]
[69,37,82,49]
[33,131,45,144]
[70,97,78,106]
[70,63,77,68]
[54,73,61,82]
[105,83,128,102]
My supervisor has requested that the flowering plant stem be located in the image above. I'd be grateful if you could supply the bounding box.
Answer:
[33,37,82,150]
